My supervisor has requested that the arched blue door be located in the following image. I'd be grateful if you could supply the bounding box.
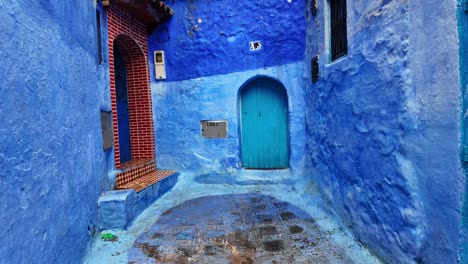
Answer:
[240,78,289,169]
[114,47,131,163]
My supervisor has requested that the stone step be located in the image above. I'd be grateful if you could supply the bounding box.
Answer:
[116,170,178,192]
[98,170,179,230]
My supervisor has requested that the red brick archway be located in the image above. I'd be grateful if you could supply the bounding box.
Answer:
[108,5,155,168]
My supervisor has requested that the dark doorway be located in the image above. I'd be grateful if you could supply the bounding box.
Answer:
[113,46,131,163]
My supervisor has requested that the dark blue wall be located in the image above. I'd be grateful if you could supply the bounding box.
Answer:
[304,0,462,263]
[0,1,110,263]
[148,0,305,82]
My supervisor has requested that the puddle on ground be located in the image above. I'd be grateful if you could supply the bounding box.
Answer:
[288,225,304,234]
[263,240,284,252]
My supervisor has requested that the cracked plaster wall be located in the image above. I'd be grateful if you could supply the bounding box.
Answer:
[304,0,463,263]
[148,0,305,82]
[0,1,112,263]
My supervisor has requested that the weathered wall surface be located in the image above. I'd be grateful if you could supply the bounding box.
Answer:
[150,0,307,176]
[0,1,109,263]
[148,0,305,81]
[153,63,306,176]
[305,0,462,263]
[405,2,462,263]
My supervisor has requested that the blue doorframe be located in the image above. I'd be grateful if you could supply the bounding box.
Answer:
[113,47,132,163]
[240,77,289,169]
[458,1,468,261]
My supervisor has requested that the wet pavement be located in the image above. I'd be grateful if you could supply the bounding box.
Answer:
[83,171,381,264]
[128,194,353,263]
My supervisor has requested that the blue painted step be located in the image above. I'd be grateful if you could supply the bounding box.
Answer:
[98,171,179,230]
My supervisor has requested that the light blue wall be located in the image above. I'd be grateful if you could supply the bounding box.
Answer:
[0,1,112,263]
[152,63,306,177]
[305,0,462,263]
[148,0,306,81]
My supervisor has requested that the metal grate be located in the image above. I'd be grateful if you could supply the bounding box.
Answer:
[330,0,347,61]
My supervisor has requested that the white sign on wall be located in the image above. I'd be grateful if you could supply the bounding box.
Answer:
[249,40,262,51]
[200,120,228,138]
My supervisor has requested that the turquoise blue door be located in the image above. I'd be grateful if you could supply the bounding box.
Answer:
[241,78,289,169]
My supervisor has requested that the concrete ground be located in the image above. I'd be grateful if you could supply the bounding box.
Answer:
[83,171,382,264]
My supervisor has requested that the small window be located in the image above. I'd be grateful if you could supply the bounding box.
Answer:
[330,0,347,61]
[311,56,319,83]
[96,10,103,65]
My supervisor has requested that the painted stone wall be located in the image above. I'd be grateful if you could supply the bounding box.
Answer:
[150,0,307,176]
[148,0,306,81]
[0,1,109,263]
[152,63,306,176]
[305,0,462,263]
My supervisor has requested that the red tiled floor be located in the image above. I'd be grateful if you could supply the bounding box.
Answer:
[115,159,156,187]
[119,158,153,170]
[115,170,177,192]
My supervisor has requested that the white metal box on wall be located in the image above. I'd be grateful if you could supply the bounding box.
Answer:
[154,50,166,80]
[200,120,228,138]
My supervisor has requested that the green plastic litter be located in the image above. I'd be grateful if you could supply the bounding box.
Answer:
[101,233,118,241]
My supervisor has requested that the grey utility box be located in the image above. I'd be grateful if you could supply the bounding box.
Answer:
[201,120,228,138]
[100,111,114,150]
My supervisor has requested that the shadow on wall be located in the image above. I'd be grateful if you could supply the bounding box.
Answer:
[194,173,292,186]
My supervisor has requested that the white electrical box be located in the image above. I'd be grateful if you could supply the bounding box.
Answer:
[154,50,166,80]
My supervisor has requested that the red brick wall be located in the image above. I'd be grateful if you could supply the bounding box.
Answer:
[107,5,155,168]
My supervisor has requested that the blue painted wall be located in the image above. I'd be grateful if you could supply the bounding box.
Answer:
[0,1,113,263]
[458,0,468,262]
[2,0,464,263]
[304,0,463,263]
[149,0,307,178]
[152,63,306,177]
[148,0,306,82]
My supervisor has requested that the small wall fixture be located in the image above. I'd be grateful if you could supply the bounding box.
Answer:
[201,120,228,138]
[311,56,319,83]
[249,41,262,51]
[100,111,114,150]
[154,50,167,80]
